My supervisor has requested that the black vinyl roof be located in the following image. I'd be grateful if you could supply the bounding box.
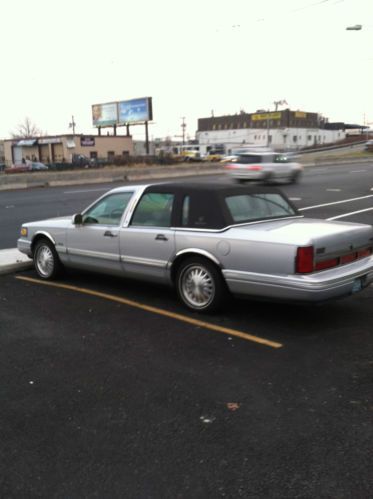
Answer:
[144,181,282,195]
[143,181,298,230]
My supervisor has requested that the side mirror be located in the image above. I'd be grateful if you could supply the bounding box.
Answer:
[73,213,83,225]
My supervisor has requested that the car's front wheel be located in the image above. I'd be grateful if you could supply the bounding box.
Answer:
[176,257,226,312]
[33,239,62,280]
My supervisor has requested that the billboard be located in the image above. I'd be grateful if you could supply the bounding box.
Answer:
[92,102,118,127]
[118,97,153,124]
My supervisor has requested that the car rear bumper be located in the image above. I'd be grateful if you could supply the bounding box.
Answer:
[226,169,265,180]
[223,257,373,302]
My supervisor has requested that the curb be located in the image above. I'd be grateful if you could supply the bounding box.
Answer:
[0,260,33,276]
[0,249,33,276]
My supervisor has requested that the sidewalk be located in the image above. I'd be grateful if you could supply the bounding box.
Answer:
[0,248,33,276]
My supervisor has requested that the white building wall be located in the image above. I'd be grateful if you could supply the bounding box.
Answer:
[197,128,346,154]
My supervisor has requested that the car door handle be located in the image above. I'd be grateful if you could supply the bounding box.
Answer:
[104,230,118,238]
[155,234,168,241]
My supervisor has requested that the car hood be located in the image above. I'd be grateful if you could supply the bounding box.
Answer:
[25,216,74,228]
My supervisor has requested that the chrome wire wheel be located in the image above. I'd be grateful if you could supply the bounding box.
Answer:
[180,264,216,309]
[35,244,55,278]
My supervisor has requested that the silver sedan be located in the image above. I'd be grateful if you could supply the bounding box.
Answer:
[18,181,373,312]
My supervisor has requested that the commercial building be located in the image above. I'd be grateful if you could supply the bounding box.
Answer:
[0,140,4,163]
[196,109,346,154]
[3,134,134,166]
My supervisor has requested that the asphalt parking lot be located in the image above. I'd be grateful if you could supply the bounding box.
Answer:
[1,267,373,498]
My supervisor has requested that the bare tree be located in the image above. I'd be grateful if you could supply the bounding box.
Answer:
[11,117,42,138]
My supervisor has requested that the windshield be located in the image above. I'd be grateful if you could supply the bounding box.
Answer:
[274,154,293,163]
[225,193,297,223]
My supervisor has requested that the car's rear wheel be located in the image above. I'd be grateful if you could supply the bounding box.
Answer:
[263,172,273,184]
[33,239,62,280]
[289,170,301,184]
[176,257,226,312]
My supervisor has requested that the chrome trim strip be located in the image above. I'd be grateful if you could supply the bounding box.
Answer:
[34,231,56,245]
[68,248,119,261]
[121,255,167,268]
[171,248,221,267]
[169,216,304,233]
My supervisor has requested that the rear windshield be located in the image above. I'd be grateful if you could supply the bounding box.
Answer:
[225,193,296,223]
[235,154,265,164]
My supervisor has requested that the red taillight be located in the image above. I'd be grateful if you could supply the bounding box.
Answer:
[296,246,314,273]
[340,253,357,265]
[357,248,372,259]
[315,258,339,271]
[247,165,262,171]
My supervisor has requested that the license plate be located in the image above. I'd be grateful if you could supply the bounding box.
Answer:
[352,278,363,293]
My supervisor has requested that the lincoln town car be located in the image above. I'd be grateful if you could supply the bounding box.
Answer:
[18,182,373,312]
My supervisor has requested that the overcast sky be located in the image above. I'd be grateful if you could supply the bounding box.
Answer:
[1,0,372,141]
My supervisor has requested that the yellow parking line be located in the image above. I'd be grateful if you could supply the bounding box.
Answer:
[15,275,283,349]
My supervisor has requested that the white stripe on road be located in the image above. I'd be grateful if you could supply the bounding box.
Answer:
[326,188,341,192]
[327,207,373,221]
[350,170,367,173]
[289,197,302,201]
[299,194,373,211]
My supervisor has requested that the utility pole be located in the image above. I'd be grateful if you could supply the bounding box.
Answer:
[180,117,186,145]
[69,115,76,134]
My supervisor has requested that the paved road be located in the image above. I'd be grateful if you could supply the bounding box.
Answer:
[1,161,373,249]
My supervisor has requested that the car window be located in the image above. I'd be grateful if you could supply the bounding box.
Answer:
[225,193,296,223]
[274,154,291,163]
[236,154,262,164]
[83,192,133,225]
[131,192,174,227]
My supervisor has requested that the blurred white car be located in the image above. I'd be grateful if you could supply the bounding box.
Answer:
[223,150,302,184]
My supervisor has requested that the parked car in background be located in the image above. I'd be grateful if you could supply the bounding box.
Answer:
[5,159,48,173]
[202,148,226,162]
[18,182,373,312]
[72,154,92,167]
[30,161,48,171]
[224,150,303,184]
[365,139,373,152]
[5,162,32,173]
